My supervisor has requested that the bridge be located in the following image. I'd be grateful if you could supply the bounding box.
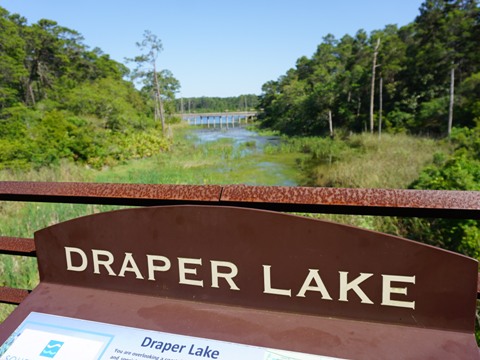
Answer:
[177,111,257,127]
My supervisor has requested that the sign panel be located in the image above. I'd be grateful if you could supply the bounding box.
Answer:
[0,312,340,360]
[33,205,478,332]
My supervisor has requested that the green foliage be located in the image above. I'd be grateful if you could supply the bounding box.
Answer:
[458,72,480,125]
[412,153,480,190]
[62,77,149,131]
[412,126,480,190]
[258,0,480,136]
[176,95,259,113]
[415,97,449,133]
[107,129,171,162]
[0,7,180,171]
[398,127,480,261]
[0,105,172,170]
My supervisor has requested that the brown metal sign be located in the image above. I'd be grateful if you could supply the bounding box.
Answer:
[34,205,477,331]
[1,205,478,359]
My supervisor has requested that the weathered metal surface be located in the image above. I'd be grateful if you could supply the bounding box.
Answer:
[221,185,480,218]
[0,237,36,257]
[1,181,480,218]
[395,188,480,214]
[0,181,222,206]
[0,287,29,305]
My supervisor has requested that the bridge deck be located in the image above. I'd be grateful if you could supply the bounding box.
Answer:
[177,111,257,118]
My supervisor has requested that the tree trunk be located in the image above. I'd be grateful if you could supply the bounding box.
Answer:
[328,109,334,138]
[379,77,383,138]
[448,67,454,137]
[26,82,36,106]
[356,97,362,125]
[370,38,381,134]
[153,62,166,135]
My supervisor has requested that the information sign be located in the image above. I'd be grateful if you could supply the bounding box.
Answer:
[0,312,339,360]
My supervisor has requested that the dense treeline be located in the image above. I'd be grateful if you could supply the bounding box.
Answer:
[258,0,480,137]
[175,95,259,113]
[0,7,178,169]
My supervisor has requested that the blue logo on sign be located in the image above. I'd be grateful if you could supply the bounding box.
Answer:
[40,340,64,358]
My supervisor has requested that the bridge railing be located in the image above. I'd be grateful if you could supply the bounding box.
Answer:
[177,111,257,126]
[177,111,258,117]
[0,181,479,306]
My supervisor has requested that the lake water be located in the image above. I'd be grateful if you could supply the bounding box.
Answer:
[191,126,280,148]
[190,126,297,186]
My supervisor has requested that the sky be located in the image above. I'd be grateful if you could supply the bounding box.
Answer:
[1,0,425,98]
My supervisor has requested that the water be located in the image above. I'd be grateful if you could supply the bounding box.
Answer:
[190,126,298,186]
[192,126,280,149]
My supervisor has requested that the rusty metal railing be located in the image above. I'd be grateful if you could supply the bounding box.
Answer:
[1,181,479,305]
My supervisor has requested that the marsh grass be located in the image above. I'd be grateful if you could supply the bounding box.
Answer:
[313,133,448,189]
[266,133,449,189]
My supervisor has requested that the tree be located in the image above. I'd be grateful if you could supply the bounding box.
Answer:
[403,0,480,134]
[448,66,455,136]
[0,8,28,109]
[334,32,369,131]
[308,35,342,136]
[373,25,406,133]
[140,69,180,116]
[20,19,87,105]
[256,0,480,137]
[127,30,168,135]
[369,37,381,133]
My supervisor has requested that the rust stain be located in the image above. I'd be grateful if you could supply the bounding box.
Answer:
[220,185,480,218]
[0,287,29,305]
[221,185,397,206]
[1,182,479,218]
[0,237,36,256]
[0,181,222,205]
[220,185,480,210]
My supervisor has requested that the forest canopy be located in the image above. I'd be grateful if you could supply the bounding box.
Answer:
[258,0,480,137]
[174,95,259,113]
[0,6,180,169]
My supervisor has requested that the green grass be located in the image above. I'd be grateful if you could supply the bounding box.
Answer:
[265,132,449,189]
[312,133,449,189]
